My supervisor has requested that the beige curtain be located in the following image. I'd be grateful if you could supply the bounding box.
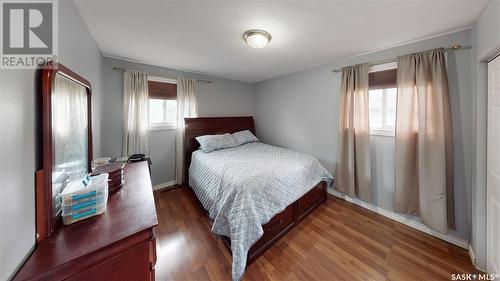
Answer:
[336,64,371,201]
[394,48,454,233]
[122,69,150,156]
[175,77,198,184]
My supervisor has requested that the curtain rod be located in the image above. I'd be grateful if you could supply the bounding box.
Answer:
[331,44,472,73]
[112,66,212,84]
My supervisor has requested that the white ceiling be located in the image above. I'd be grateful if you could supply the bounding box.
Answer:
[75,0,488,83]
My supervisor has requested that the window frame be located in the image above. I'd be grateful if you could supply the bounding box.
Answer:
[368,62,398,137]
[369,88,397,137]
[148,76,177,131]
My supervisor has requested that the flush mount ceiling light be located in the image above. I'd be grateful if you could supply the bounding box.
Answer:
[243,29,272,49]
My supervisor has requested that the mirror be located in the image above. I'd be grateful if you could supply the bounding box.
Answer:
[36,64,92,241]
[51,73,90,218]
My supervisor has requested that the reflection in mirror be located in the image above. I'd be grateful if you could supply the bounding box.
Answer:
[51,73,89,218]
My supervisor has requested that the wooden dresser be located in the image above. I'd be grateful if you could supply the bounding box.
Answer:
[14,162,158,281]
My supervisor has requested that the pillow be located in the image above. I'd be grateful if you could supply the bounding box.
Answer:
[196,133,238,153]
[232,130,259,146]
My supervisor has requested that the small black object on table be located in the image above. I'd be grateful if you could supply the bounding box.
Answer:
[127,154,152,175]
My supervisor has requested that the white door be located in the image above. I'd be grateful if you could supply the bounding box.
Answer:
[487,54,500,274]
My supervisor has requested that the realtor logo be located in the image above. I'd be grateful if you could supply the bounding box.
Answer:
[1,0,58,69]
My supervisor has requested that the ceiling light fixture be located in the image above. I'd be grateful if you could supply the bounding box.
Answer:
[243,29,271,49]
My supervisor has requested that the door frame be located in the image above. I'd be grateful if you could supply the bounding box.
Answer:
[486,53,500,275]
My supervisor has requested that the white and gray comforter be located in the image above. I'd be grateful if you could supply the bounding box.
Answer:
[188,142,333,281]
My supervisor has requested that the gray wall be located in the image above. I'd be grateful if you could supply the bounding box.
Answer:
[253,29,473,240]
[101,57,254,186]
[471,0,500,270]
[0,1,103,279]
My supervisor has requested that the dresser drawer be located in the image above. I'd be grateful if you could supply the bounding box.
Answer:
[250,204,294,253]
[297,183,325,219]
[66,242,151,281]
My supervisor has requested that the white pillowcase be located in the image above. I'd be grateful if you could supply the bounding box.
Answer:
[196,133,238,153]
[232,130,259,146]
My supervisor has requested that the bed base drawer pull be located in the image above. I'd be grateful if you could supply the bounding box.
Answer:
[266,219,283,232]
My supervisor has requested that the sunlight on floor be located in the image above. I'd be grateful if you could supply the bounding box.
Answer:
[156,232,190,274]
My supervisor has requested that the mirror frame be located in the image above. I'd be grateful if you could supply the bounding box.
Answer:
[36,64,93,242]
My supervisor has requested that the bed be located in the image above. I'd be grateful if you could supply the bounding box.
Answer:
[184,116,333,280]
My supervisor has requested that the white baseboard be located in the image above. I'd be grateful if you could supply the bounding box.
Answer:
[468,243,488,272]
[329,189,469,249]
[153,180,175,191]
[468,243,477,268]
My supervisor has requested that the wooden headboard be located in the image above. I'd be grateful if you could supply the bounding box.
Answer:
[184,116,255,175]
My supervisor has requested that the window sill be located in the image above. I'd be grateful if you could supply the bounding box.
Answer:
[370,129,395,137]
[150,125,177,131]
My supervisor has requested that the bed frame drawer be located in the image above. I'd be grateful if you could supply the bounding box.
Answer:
[249,204,294,253]
[297,183,326,220]
[215,181,327,266]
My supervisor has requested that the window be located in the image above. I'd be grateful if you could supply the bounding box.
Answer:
[148,77,177,130]
[149,99,177,129]
[369,88,397,136]
[368,63,397,136]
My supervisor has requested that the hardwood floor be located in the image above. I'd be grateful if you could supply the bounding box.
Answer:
[154,186,479,281]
